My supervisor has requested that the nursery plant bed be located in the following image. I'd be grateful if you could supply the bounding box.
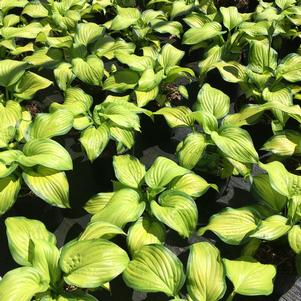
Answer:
[0,1,301,301]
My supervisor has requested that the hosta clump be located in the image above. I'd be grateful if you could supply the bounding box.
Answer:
[0,216,129,301]
[123,241,276,300]
[84,154,217,253]
[199,160,301,274]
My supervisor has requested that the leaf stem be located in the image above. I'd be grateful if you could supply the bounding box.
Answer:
[226,291,236,301]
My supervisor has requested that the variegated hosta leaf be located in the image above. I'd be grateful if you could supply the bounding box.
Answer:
[79,124,110,162]
[223,258,276,296]
[155,106,193,128]
[79,221,125,241]
[169,173,217,198]
[91,188,145,228]
[214,61,246,84]
[220,6,243,31]
[0,22,44,39]
[182,22,222,45]
[50,87,92,116]
[110,6,140,30]
[275,0,296,9]
[259,161,301,197]
[22,167,70,208]
[0,267,49,301]
[288,225,301,254]
[287,195,301,224]
[195,83,230,119]
[115,51,154,72]
[72,55,104,86]
[248,40,278,73]
[103,70,139,93]
[251,174,288,212]
[158,43,184,73]
[113,155,146,189]
[0,100,22,130]
[211,127,259,164]
[110,126,135,151]
[250,215,291,240]
[29,239,61,285]
[74,22,104,46]
[151,190,198,238]
[6,216,56,266]
[16,110,32,142]
[54,63,75,91]
[29,110,73,139]
[84,192,114,215]
[19,138,73,171]
[123,244,185,296]
[0,59,27,87]
[198,207,259,245]
[177,133,207,169]
[145,156,189,189]
[262,130,301,156]
[277,53,301,82]
[14,72,52,100]
[127,217,166,255]
[22,1,48,18]
[60,239,129,288]
[0,174,21,215]
[187,242,226,301]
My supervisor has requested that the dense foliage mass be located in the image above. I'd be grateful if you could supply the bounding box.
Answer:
[0,0,301,300]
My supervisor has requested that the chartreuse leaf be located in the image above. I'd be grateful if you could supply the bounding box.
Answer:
[195,83,230,119]
[151,190,198,238]
[0,175,21,215]
[0,59,27,87]
[60,239,129,288]
[155,106,194,128]
[79,124,110,162]
[190,111,218,134]
[0,267,48,301]
[251,174,288,212]
[127,217,166,255]
[84,192,114,215]
[158,43,184,72]
[250,215,291,240]
[6,216,56,266]
[115,51,154,72]
[223,258,276,296]
[22,1,48,18]
[198,207,259,245]
[248,40,277,73]
[74,22,104,46]
[22,167,70,208]
[103,70,139,92]
[276,0,296,9]
[110,6,140,30]
[0,22,44,39]
[145,157,189,189]
[79,221,125,241]
[0,100,22,129]
[50,87,92,116]
[54,63,74,91]
[170,173,217,198]
[113,155,146,189]
[214,61,246,83]
[29,110,73,139]
[277,53,301,82]
[72,55,104,86]
[41,293,99,301]
[91,188,145,228]
[220,6,243,31]
[187,242,226,301]
[259,161,301,197]
[123,244,185,296]
[287,195,301,224]
[177,133,207,169]
[14,72,52,100]
[0,0,28,13]
[29,239,61,285]
[182,22,223,45]
[110,126,135,151]
[18,139,72,171]
[262,130,301,156]
[211,127,259,164]
[288,225,301,254]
